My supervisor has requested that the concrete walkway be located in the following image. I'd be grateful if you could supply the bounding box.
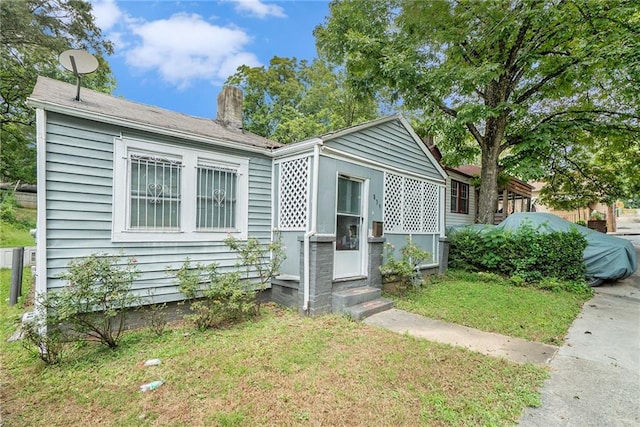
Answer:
[520,237,640,427]
[365,228,640,426]
[364,309,558,365]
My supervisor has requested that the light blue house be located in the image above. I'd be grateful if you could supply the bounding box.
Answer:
[28,77,447,318]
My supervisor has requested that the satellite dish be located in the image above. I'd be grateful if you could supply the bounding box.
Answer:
[58,49,99,101]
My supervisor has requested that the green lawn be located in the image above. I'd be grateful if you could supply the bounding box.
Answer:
[0,207,36,248]
[388,270,592,345]
[0,269,548,426]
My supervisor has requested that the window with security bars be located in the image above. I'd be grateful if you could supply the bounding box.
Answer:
[451,180,469,214]
[384,172,441,233]
[197,165,237,230]
[114,138,250,242]
[129,154,181,230]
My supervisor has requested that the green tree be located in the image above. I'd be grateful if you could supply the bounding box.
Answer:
[540,131,640,210]
[1,0,114,184]
[226,56,379,143]
[315,0,639,223]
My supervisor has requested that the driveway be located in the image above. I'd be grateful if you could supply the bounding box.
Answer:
[519,237,640,426]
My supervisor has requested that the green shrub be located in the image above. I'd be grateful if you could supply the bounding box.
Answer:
[21,308,68,365]
[0,192,18,224]
[0,191,35,229]
[449,223,587,285]
[224,234,286,314]
[52,253,140,348]
[575,219,587,226]
[173,260,257,330]
[144,302,168,336]
[380,237,432,288]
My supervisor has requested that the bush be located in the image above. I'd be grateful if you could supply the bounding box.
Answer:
[224,234,286,314]
[380,237,432,288]
[0,191,35,229]
[449,223,587,284]
[144,302,168,336]
[173,236,285,329]
[52,253,140,348]
[21,308,68,365]
[0,192,18,224]
[173,260,257,330]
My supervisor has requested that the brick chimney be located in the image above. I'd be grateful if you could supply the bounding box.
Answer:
[217,86,243,129]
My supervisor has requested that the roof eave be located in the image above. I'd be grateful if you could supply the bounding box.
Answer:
[272,137,323,158]
[26,97,276,156]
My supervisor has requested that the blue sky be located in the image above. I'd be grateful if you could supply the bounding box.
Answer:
[90,0,330,117]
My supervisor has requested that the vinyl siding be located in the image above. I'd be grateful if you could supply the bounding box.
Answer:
[43,113,273,304]
[325,119,443,181]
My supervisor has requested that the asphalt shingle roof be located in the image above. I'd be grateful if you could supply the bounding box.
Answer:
[28,76,281,150]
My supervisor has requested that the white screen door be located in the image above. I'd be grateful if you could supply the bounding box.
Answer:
[334,176,364,278]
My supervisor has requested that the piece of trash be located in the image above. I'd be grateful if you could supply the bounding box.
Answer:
[182,333,190,337]
[140,380,164,392]
[142,358,161,367]
[584,330,592,334]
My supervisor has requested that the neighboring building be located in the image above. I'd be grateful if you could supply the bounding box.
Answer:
[454,165,533,224]
[444,167,476,228]
[27,77,447,318]
[426,145,532,226]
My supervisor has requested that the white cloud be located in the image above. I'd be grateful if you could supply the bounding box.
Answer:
[230,0,286,19]
[91,0,123,31]
[125,13,261,89]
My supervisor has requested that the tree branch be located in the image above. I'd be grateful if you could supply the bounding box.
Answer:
[514,58,579,104]
[466,122,484,145]
[436,103,458,118]
[505,19,530,71]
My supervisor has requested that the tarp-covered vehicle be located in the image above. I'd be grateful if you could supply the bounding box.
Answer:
[496,213,638,286]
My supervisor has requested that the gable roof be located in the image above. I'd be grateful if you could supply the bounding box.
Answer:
[27,76,281,152]
[274,114,448,180]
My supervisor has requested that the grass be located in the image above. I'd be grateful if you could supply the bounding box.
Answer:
[0,269,548,426]
[388,270,592,345]
[0,207,36,248]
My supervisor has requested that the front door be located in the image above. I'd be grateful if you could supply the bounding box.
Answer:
[334,176,364,278]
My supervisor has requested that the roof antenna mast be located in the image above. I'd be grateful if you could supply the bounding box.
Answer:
[58,49,99,101]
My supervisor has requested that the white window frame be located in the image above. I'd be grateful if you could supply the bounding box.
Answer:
[113,137,249,242]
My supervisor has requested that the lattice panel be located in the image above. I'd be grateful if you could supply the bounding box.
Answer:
[384,173,403,232]
[384,172,441,234]
[278,158,310,230]
[404,178,424,232]
[423,182,440,233]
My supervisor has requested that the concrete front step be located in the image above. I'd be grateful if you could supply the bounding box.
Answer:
[332,286,382,312]
[344,298,394,320]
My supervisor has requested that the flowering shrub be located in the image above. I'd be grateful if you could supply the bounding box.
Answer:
[225,232,286,314]
[38,253,140,350]
[173,259,256,330]
[172,234,286,329]
[380,237,432,288]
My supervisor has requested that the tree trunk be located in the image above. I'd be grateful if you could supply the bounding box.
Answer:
[477,143,502,224]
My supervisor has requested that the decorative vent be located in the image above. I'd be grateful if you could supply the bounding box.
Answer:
[278,158,310,230]
[384,173,440,234]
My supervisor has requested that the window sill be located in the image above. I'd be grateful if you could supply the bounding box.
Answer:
[111,230,246,243]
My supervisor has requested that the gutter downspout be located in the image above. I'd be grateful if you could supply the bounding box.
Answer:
[303,143,321,312]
